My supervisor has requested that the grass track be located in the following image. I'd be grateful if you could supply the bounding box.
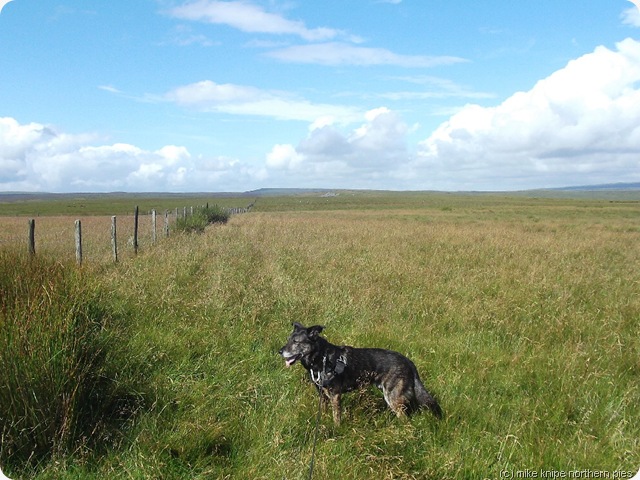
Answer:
[1,192,638,479]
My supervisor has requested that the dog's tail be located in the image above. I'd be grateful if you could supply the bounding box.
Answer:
[414,377,443,419]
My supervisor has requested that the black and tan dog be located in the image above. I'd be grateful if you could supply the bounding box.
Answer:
[279,322,442,424]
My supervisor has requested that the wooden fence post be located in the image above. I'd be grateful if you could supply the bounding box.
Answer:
[75,219,82,266]
[133,206,139,254]
[28,219,35,256]
[164,210,169,237]
[111,215,118,263]
[152,209,157,245]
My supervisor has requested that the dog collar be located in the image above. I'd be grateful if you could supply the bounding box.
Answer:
[310,353,348,387]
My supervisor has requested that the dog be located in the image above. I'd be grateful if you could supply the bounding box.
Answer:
[279,322,442,424]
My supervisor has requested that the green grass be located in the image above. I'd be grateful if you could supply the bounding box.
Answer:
[0,193,254,217]
[175,205,230,233]
[0,193,638,479]
[0,251,151,474]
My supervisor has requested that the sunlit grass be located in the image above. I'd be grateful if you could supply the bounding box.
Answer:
[0,251,150,473]
[0,193,638,478]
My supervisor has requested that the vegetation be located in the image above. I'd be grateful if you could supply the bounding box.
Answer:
[0,251,149,470]
[0,194,248,217]
[175,205,230,233]
[0,192,638,479]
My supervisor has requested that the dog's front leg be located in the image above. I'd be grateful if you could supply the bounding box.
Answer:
[317,386,330,412]
[324,390,341,425]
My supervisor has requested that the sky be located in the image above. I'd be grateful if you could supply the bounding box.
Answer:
[1,0,640,193]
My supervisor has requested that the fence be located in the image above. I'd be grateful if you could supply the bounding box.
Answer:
[19,203,252,265]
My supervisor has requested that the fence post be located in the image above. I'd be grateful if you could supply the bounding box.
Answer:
[28,219,35,256]
[183,206,187,218]
[152,209,157,245]
[75,219,82,266]
[164,210,169,237]
[133,206,139,254]
[111,215,118,263]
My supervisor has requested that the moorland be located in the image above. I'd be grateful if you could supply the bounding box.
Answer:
[0,190,638,479]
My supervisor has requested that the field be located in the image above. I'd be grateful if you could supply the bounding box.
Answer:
[0,192,639,479]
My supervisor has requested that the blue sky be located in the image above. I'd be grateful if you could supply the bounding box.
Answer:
[1,0,639,192]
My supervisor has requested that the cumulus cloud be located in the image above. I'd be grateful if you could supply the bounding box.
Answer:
[5,37,640,193]
[165,80,361,122]
[264,107,412,188]
[168,0,339,41]
[266,144,303,170]
[266,42,466,67]
[0,117,263,192]
[416,38,640,190]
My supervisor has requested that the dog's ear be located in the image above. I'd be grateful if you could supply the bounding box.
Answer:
[307,325,325,339]
[292,322,305,331]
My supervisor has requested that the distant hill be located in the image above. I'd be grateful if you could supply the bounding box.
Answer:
[1,183,638,203]
[243,188,337,196]
[552,182,640,191]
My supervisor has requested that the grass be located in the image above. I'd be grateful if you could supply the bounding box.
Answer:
[175,205,230,233]
[0,251,150,472]
[0,193,254,217]
[0,192,638,479]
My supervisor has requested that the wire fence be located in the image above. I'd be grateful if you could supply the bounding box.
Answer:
[0,204,252,265]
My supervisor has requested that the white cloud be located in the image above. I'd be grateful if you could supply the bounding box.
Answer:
[416,38,640,190]
[162,24,217,47]
[266,42,467,67]
[165,80,361,123]
[98,85,122,94]
[379,75,496,101]
[167,2,463,69]
[266,144,303,169]
[168,0,339,41]
[5,37,640,193]
[621,4,640,27]
[167,80,262,105]
[265,107,412,188]
[0,117,263,192]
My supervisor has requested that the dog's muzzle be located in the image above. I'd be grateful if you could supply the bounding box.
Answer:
[279,348,300,367]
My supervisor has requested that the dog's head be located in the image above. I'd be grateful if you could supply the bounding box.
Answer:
[279,322,324,367]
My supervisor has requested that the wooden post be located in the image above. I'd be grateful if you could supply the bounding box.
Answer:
[183,206,187,218]
[152,209,157,245]
[111,216,118,263]
[75,219,82,266]
[28,219,35,256]
[164,210,169,237]
[133,206,139,254]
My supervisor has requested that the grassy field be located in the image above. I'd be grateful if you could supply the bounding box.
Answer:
[0,192,638,479]
[0,193,253,217]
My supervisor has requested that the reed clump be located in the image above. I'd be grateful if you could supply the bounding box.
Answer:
[0,250,146,470]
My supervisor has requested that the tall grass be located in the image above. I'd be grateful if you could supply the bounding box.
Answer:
[0,250,147,475]
[175,205,230,233]
[0,194,638,479]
